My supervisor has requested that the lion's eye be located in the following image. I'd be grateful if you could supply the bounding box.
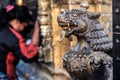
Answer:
[72,13,78,17]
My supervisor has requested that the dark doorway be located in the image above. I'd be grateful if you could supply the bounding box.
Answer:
[113,0,120,80]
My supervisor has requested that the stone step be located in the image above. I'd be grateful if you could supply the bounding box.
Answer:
[16,61,53,80]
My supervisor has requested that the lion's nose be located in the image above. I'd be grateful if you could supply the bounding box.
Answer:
[57,15,65,22]
[58,14,62,18]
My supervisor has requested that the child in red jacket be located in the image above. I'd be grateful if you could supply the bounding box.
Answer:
[0,4,39,80]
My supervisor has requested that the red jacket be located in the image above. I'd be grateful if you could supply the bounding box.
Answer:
[0,27,38,80]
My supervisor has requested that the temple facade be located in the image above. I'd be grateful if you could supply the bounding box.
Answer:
[0,0,112,80]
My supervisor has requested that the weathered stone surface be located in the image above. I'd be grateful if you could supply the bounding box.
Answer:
[17,61,53,80]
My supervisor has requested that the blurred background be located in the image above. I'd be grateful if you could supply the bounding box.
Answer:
[0,0,112,80]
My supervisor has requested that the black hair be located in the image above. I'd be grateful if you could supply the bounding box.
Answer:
[7,5,32,23]
[0,5,32,30]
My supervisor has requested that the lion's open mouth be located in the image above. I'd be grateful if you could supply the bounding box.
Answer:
[58,22,70,27]
[58,22,67,25]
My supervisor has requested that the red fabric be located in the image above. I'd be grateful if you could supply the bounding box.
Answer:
[6,52,17,80]
[9,27,38,59]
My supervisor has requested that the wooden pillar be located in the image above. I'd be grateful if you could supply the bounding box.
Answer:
[95,0,112,38]
[51,0,71,80]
